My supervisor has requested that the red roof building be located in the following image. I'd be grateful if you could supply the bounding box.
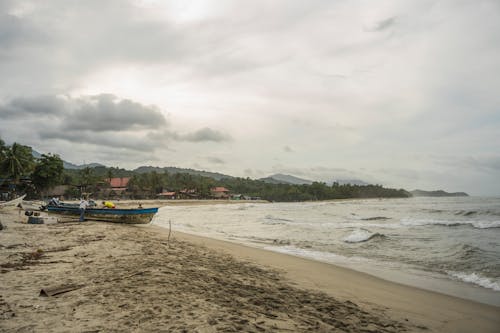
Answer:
[210,187,230,199]
[106,177,131,194]
[109,177,130,188]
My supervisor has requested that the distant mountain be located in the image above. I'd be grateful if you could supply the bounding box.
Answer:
[260,174,313,185]
[330,179,370,186]
[133,166,233,181]
[64,162,105,170]
[410,189,469,197]
[32,150,105,169]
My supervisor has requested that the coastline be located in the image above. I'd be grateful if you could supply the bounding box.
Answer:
[167,228,500,333]
[1,208,499,332]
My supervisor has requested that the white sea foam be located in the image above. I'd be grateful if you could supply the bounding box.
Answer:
[339,222,401,229]
[400,218,500,229]
[448,271,500,291]
[473,220,500,229]
[343,229,381,243]
[263,245,368,266]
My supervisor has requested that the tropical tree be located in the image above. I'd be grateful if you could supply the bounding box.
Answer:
[0,138,6,177]
[0,142,35,182]
[78,166,97,197]
[32,154,64,197]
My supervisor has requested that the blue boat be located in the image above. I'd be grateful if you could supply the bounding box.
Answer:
[47,205,159,224]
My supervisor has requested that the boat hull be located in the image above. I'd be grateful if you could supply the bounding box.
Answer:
[0,194,27,208]
[47,206,158,224]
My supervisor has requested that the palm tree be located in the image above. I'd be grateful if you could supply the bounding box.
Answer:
[0,142,34,183]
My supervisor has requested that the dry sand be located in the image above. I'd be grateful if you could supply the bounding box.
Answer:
[1,206,499,332]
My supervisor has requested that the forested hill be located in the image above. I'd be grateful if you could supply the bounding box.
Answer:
[220,178,410,201]
[410,190,469,197]
[2,138,410,201]
[133,166,232,181]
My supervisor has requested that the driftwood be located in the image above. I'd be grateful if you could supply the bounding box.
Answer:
[40,284,83,297]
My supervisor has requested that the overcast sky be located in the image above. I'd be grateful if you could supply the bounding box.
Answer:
[1,0,499,195]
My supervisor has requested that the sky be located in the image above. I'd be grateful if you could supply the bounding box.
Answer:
[0,0,499,195]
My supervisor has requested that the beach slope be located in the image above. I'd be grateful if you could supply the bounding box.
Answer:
[1,209,498,332]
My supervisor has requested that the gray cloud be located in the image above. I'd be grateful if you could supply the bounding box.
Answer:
[0,94,231,153]
[367,17,397,32]
[206,156,225,164]
[177,127,232,142]
[0,94,166,132]
[65,94,166,132]
[283,145,294,153]
[0,95,66,118]
[0,1,499,195]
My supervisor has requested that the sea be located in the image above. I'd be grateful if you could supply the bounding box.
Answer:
[152,196,500,306]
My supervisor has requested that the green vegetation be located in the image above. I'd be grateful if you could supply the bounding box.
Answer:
[218,178,409,202]
[0,142,35,183]
[31,154,64,196]
[0,137,410,201]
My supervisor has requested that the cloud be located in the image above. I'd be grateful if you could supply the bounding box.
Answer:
[65,94,167,132]
[0,94,231,154]
[177,127,232,142]
[206,156,225,164]
[0,94,166,132]
[0,95,66,118]
[366,17,397,32]
[0,1,499,194]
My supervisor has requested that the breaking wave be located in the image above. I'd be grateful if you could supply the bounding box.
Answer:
[361,216,390,221]
[400,218,500,229]
[343,229,385,243]
[263,215,294,225]
[448,271,500,291]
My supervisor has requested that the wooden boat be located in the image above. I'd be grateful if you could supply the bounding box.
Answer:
[0,194,26,209]
[46,205,159,224]
[20,200,45,211]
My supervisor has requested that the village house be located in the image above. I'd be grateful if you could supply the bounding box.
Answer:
[105,177,131,197]
[157,191,176,200]
[178,189,198,199]
[210,186,230,199]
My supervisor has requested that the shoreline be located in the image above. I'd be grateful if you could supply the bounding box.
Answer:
[155,227,500,333]
[153,200,500,307]
[163,226,500,307]
[1,208,499,332]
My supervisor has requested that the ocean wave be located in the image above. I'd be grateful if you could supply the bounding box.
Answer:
[343,229,385,243]
[263,215,294,225]
[452,244,485,261]
[361,216,391,221]
[448,271,500,291]
[400,218,500,229]
[263,245,370,265]
[339,221,401,229]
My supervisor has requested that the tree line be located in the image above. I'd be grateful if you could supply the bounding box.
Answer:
[0,138,410,201]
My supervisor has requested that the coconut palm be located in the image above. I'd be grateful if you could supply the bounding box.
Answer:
[0,142,35,182]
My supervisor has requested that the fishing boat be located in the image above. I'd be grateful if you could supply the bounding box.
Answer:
[0,194,26,209]
[46,205,159,224]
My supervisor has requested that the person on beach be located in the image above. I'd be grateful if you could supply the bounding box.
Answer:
[79,198,89,221]
[102,201,115,209]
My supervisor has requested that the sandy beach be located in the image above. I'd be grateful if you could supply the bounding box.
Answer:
[1,206,499,332]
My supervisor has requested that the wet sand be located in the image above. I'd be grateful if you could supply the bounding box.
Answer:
[1,207,499,332]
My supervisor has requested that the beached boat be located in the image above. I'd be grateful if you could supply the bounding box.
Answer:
[46,205,159,224]
[20,200,45,211]
[0,194,26,209]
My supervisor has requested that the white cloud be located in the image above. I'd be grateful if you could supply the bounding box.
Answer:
[0,0,499,195]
